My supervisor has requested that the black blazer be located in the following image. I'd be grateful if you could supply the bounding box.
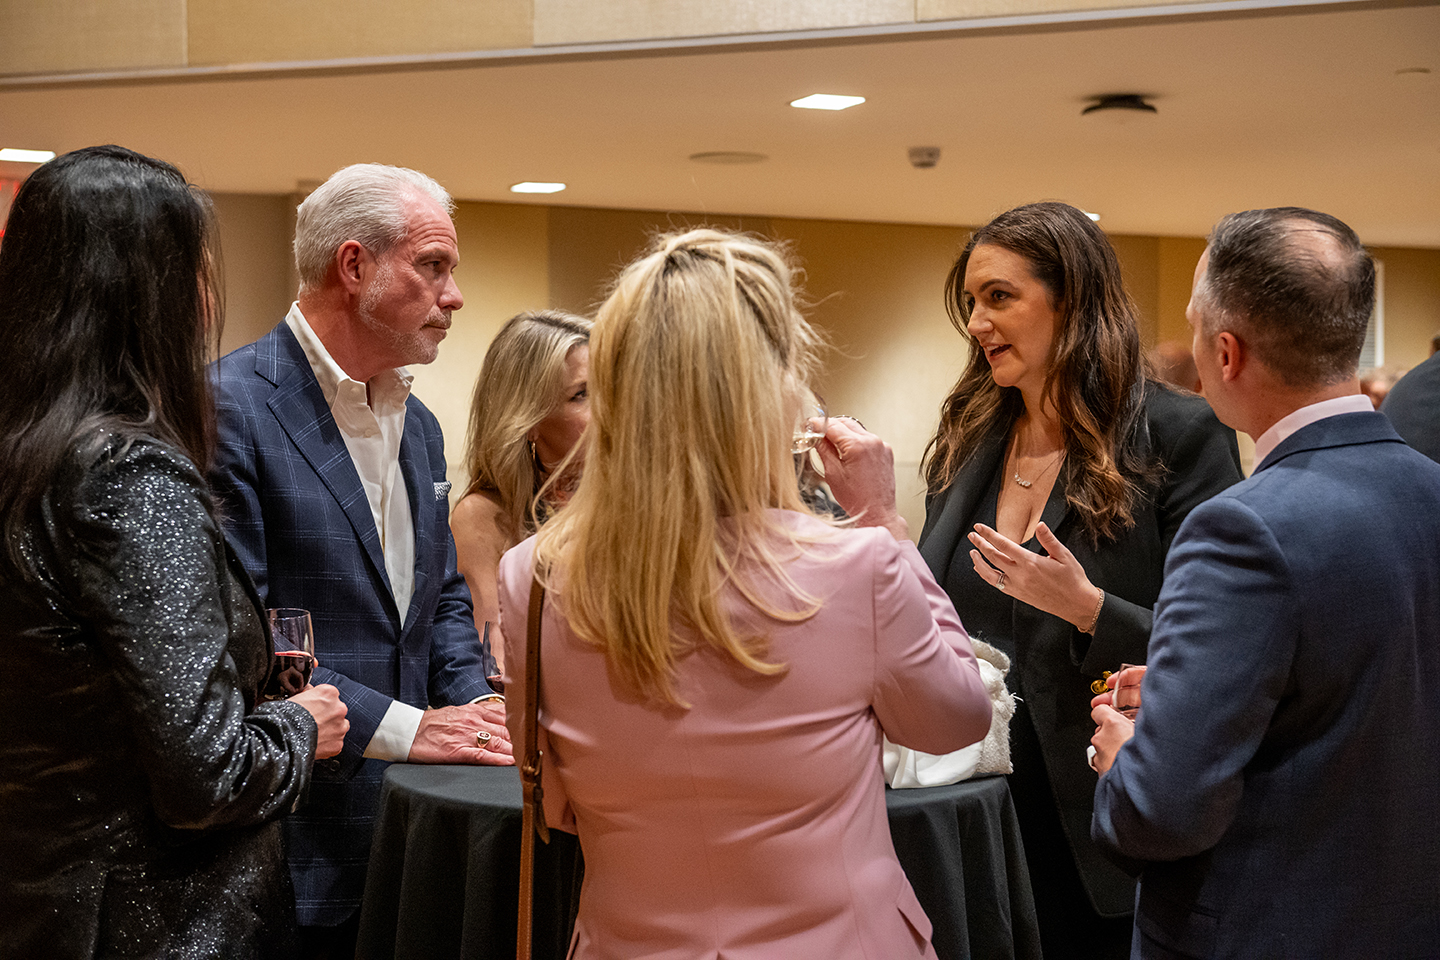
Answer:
[0,435,315,958]
[917,382,1242,916]
[1381,350,1440,464]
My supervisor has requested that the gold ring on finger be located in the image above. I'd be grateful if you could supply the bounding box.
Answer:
[476,730,492,747]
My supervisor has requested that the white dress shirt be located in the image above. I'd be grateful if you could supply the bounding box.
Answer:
[1253,393,1375,466]
[285,304,424,760]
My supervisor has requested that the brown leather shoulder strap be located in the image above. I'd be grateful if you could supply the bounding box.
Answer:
[517,571,549,960]
[521,572,550,843]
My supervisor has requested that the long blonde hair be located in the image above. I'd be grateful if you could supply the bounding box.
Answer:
[534,229,827,705]
[461,310,592,542]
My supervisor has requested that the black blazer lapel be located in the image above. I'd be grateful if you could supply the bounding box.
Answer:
[918,429,1008,584]
[258,325,395,604]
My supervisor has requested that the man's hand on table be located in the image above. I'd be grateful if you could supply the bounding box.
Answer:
[409,701,515,766]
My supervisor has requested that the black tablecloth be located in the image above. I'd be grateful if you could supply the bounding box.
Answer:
[888,776,1041,960]
[357,765,581,960]
[358,765,1040,960]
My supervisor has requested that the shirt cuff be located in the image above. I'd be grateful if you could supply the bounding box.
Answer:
[363,700,425,761]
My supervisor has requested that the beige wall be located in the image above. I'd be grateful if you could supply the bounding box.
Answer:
[186,0,530,66]
[534,0,912,45]
[0,0,185,75]
[1156,236,1210,345]
[4,0,1354,78]
[1371,246,1440,373]
[212,192,295,356]
[207,194,1440,533]
[408,201,550,471]
[767,218,970,535]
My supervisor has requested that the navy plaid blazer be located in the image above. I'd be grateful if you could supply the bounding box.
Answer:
[210,321,494,926]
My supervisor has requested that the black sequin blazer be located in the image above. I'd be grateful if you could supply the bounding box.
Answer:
[0,433,318,959]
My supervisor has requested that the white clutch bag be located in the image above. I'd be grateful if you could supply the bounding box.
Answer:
[882,639,1016,788]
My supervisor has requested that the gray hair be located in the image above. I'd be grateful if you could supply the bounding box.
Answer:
[294,163,454,293]
[1196,207,1375,387]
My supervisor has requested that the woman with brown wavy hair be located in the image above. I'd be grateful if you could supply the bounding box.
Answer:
[824,201,1242,957]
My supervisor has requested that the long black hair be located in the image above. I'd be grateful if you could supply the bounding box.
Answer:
[0,145,221,573]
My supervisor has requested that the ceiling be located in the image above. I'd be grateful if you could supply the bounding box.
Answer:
[1,2,1438,245]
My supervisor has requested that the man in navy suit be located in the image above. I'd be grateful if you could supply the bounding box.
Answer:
[1089,208,1440,958]
[211,164,512,956]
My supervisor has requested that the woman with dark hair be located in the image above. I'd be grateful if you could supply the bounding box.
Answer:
[452,309,592,674]
[0,145,348,959]
[824,202,1242,956]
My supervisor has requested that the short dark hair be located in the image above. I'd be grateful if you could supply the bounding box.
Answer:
[0,145,220,573]
[1198,207,1374,387]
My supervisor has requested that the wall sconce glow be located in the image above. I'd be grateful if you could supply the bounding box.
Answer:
[1084,211,1102,222]
[790,94,866,111]
[0,148,56,163]
[510,181,566,194]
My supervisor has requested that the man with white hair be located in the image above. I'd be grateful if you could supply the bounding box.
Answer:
[212,164,511,956]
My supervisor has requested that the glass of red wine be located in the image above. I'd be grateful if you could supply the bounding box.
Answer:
[265,608,315,700]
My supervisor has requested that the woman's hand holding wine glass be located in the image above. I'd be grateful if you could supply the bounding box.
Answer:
[267,608,348,758]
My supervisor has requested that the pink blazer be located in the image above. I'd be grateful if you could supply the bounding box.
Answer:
[498,511,992,960]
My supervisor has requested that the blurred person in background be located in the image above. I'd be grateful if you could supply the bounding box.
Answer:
[1358,364,1404,408]
[1147,340,1202,394]
[1380,345,1440,463]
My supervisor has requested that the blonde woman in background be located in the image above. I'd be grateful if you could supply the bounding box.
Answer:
[452,310,592,674]
[497,229,992,959]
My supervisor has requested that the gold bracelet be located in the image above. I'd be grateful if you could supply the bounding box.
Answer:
[1082,589,1105,634]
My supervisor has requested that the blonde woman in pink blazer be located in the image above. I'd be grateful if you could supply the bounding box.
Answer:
[498,229,992,960]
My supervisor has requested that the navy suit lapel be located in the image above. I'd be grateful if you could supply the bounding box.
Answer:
[397,400,434,641]
[257,325,395,603]
[1255,411,1404,474]
[919,429,1008,583]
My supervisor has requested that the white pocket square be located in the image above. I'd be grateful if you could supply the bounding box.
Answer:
[434,481,451,500]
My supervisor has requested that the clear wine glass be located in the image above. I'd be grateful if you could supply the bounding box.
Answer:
[792,388,828,455]
[1113,663,1145,718]
[265,608,316,700]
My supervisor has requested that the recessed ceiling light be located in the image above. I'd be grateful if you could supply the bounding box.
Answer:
[689,151,768,165]
[1084,211,1102,222]
[0,148,56,163]
[510,182,566,194]
[790,94,865,111]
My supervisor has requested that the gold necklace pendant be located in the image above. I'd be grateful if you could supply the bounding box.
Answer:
[1011,450,1063,488]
